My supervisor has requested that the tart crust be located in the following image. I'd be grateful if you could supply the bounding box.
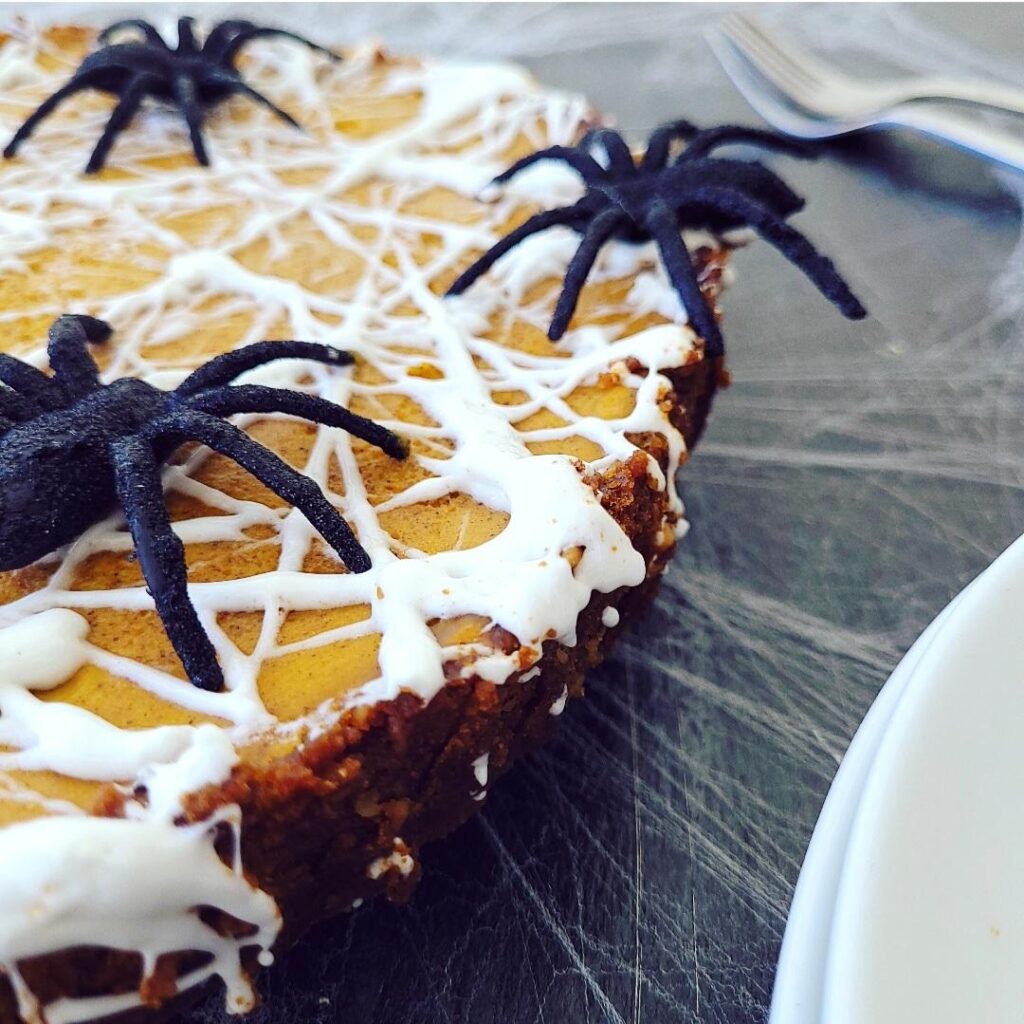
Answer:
[0,357,720,1024]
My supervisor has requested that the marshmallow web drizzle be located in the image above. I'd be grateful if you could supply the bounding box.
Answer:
[0,21,708,1023]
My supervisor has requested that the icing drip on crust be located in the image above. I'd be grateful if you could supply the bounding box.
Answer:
[0,808,279,1024]
[0,21,713,1023]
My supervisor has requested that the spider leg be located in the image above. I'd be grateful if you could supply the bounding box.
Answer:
[145,410,372,573]
[175,341,355,396]
[548,208,626,340]
[47,314,112,396]
[3,71,106,159]
[111,435,224,692]
[681,126,813,162]
[687,185,867,319]
[204,71,300,129]
[201,20,259,61]
[181,384,408,460]
[685,157,805,217]
[176,17,199,55]
[642,119,699,171]
[171,74,210,166]
[84,75,152,174]
[493,146,608,187]
[219,26,342,65]
[0,387,39,423]
[581,128,636,177]
[98,20,168,48]
[0,355,65,411]
[446,203,586,296]
[643,199,724,359]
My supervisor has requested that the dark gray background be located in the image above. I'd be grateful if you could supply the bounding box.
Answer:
[27,4,1016,1022]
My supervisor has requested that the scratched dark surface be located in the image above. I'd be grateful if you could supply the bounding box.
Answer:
[38,3,1024,1022]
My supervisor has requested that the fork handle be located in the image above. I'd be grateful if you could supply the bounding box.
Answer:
[886,105,1024,174]
[897,77,1024,121]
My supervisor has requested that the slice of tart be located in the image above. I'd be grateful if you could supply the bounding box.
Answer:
[0,21,732,1024]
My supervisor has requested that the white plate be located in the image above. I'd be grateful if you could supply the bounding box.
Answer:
[769,581,969,1024]
[824,534,1024,1024]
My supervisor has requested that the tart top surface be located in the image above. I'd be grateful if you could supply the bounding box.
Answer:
[0,21,720,1022]
[0,24,706,825]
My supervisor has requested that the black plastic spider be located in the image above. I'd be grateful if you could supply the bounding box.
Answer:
[447,120,867,356]
[3,17,339,174]
[0,316,407,692]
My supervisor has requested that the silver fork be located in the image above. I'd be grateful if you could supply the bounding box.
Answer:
[718,14,1024,122]
[709,14,1024,173]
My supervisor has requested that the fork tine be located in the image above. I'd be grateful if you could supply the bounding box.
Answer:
[717,18,817,105]
[726,16,828,89]
[721,18,818,93]
[718,14,833,111]
[705,31,835,140]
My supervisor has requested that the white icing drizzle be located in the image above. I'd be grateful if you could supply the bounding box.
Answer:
[471,751,489,801]
[549,684,569,717]
[0,36,45,90]
[366,838,416,880]
[601,606,620,628]
[0,21,705,1023]
[0,611,205,782]
[0,809,280,1024]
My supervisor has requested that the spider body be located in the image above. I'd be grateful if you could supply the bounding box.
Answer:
[447,121,867,356]
[4,17,339,173]
[1,376,159,565]
[0,315,407,691]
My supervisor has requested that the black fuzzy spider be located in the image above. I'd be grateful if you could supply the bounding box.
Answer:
[447,120,867,356]
[3,17,339,174]
[0,316,407,692]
